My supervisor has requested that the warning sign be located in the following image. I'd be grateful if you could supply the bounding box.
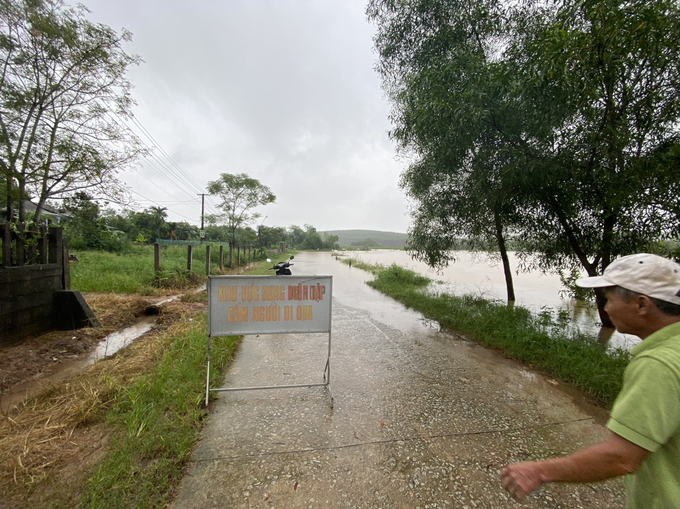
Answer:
[207,275,333,336]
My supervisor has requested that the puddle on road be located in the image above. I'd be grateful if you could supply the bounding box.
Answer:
[1,315,158,413]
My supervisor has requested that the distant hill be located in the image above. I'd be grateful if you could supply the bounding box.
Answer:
[321,229,409,248]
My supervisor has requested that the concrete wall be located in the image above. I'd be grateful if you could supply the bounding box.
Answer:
[0,264,65,343]
[0,225,75,345]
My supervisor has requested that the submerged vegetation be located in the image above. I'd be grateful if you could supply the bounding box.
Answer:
[344,259,629,407]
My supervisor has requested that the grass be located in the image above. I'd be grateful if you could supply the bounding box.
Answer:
[70,244,263,294]
[0,256,288,508]
[343,259,630,407]
[77,314,240,508]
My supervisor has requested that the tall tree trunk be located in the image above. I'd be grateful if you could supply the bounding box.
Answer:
[5,176,14,221]
[18,177,26,222]
[494,210,515,302]
[594,288,613,328]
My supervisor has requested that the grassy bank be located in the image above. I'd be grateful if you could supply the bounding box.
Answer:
[77,312,239,508]
[1,255,300,508]
[70,244,265,293]
[345,260,629,407]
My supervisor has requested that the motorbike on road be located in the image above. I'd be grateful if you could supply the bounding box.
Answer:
[267,256,294,275]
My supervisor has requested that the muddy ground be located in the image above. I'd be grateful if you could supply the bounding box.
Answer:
[0,291,207,509]
[0,293,185,395]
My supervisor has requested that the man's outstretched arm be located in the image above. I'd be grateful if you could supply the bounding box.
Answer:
[500,432,650,502]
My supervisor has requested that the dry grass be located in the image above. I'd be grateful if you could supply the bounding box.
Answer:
[0,304,200,509]
[86,292,159,330]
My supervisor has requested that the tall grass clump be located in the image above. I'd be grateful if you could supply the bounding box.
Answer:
[77,314,239,508]
[367,264,629,407]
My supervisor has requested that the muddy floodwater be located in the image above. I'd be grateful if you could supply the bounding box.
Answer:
[342,250,639,351]
[171,250,625,508]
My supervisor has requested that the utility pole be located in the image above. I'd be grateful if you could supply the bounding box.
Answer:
[198,193,205,244]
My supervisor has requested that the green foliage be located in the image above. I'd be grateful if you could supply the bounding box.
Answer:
[350,238,379,247]
[323,229,409,248]
[558,267,594,302]
[77,316,241,508]
[70,244,231,294]
[63,192,127,252]
[365,264,629,407]
[288,225,339,250]
[207,173,276,248]
[257,225,288,249]
[369,0,680,323]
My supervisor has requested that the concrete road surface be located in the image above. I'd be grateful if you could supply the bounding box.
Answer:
[171,252,625,508]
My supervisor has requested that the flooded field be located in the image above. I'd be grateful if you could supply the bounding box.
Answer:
[340,250,639,351]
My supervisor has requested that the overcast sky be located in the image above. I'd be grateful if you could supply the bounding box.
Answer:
[77,0,410,233]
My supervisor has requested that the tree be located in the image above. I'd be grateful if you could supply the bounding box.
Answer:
[207,173,276,256]
[0,172,6,210]
[129,206,169,243]
[62,191,123,251]
[257,224,287,250]
[368,0,523,302]
[0,0,143,223]
[510,0,680,322]
[287,224,306,248]
[369,0,680,322]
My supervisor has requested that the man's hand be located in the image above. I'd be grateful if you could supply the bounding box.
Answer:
[501,462,545,502]
[500,432,650,502]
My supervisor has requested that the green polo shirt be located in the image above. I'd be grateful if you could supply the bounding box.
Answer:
[607,321,680,509]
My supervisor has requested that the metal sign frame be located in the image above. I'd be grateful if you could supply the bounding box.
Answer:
[205,275,333,407]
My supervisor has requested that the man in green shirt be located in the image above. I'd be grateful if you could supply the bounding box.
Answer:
[501,253,680,508]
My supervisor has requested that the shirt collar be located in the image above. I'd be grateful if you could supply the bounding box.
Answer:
[630,320,680,357]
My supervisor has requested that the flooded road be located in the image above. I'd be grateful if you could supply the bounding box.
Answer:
[172,251,625,508]
[344,250,639,350]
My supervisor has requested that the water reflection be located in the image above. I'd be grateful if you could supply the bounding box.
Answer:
[340,250,639,351]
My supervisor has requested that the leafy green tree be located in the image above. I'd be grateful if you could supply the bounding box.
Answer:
[287,225,306,248]
[321,233,339,250]
[368,0,523,302]
[0,0,143,223]
[129,207,169,243]
[301,231,323,250]
[207,173,276,256]
[370,0,680,322]
[62,192,123,251]
[510,0,680,321]
[257,225,287,249]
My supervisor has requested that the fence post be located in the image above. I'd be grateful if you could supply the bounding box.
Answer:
[154,243,161,272]
[15,223,25,266]
[49,227,63,266]
[27,223,38,263]
[219,245,224,270]
[39,225,48,264]
[62,239,71,290]
[206,245,211,276]
[187,245,193,273]
[1,222,10,267]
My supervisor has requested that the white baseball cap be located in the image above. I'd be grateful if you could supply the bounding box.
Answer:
[576,253,680,305]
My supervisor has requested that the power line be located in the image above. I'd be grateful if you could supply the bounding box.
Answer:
[129,189,198,223]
